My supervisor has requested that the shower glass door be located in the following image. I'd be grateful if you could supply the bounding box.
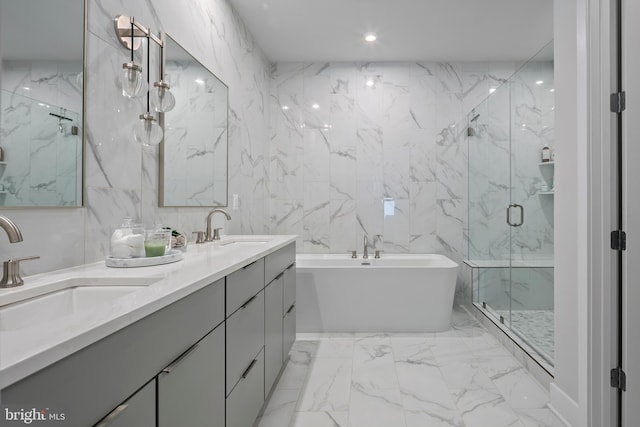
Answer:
[468,81,513,326]
[469,42,555,368]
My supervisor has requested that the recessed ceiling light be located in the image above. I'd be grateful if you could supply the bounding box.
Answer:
[282,105,289,110]
[536,80,544,85]
[489,88,496,94]
[312,103,320,109]
[366,79,375,87]
[549,88,555,92]
[195,78,205,84]
[364,33,377,42]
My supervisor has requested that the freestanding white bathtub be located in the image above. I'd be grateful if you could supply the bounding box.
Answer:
[296,254,459,332]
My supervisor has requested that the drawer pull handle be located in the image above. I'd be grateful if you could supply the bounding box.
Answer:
[240,294,257,309]
[286,304,295,315]
[162,343,199,374]
[242,260,258,269]
[241,358,258,379]
[96,404,129,427]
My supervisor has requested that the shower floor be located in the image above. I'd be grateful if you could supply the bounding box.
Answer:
[495,309,554,362]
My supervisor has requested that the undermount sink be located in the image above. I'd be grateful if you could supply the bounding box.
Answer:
[219,236,272,246]
[0,276,160,331]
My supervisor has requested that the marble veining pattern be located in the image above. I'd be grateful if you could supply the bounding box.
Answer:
[269,62,518,306]
[256,309,564,427]
[0,0,272,276]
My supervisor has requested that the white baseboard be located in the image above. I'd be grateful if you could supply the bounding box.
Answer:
[549,383,578,426]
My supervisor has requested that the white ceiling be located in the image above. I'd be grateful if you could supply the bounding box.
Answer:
[228,0,554,63]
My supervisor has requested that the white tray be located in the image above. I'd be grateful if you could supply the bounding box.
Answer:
[105,250,184,268]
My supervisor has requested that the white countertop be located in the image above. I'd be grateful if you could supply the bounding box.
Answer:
[0,235,297,389]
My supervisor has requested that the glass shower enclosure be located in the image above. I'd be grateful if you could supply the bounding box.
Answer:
[467,42,555,369]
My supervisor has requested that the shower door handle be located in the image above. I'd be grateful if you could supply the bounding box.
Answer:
[506,204,524,227]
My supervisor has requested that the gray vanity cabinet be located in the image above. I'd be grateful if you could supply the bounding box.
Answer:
[264,273,284,396]
[95,380,156,427]
[157,324,225,427]
[225,289,265,396]
[225,349,265,427]
[283,264,296,357]
[1,279,225,427]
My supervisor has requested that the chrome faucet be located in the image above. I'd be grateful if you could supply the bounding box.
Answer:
[363,236,369,259]
[205,209,231,242]
[0,216,39,288]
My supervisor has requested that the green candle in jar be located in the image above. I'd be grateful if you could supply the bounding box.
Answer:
[144,240,166,257]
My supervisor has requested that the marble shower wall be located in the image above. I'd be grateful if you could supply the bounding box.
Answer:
[1,60,83,206]
[0,0,271,274]
[268,63,515,255]
[268,62,517,305]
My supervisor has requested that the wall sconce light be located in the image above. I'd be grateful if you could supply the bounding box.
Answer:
[114,15,175,146]
[151,33,176,113]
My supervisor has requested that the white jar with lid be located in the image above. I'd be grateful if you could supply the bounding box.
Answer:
[110,218,145,258]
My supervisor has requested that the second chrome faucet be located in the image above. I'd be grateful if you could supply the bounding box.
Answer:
[205,209,231,242]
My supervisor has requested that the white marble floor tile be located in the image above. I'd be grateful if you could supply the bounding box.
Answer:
[349,384,406,427]
[265,309,552,427]
[390,337,437,363]
[404,408,465,427]
[429,336,472,360]
[438,357,496,391]
[492,368,549,409]
[290,411,349,427]
[278,341,319,390]
[515,408,566,427]
[256,389,301,427]
[297,358,353,412]
[352,338,398,389]
[474,354,524,383]
[454,387,525,427]
[315,337,356,358]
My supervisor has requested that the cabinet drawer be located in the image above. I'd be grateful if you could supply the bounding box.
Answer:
[283,305,296,358]
[265,243,295,285]
[226,290,264,395]
[158,325,225,427]
[264,276,284,397]
[95,380,155,427]
[226,258,264,316]
[283,264,296,316]
[226,348,265,427]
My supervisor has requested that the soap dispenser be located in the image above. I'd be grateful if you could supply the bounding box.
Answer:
[541,143,551,163]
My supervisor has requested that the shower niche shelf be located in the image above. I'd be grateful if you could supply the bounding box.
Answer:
[538,191,554,195]
[538,161,555,166]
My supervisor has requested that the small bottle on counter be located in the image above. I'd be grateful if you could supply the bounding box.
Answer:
[541,143,551,163]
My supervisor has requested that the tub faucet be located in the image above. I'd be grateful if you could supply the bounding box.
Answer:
[363,236,369,259]
[205,209,231,242]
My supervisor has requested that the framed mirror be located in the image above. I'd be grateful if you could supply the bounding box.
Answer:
[0,0,85,207]
[159,34,228,207]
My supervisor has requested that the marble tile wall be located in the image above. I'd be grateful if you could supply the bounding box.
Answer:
[0,0,271,274]
[268,61,516,305]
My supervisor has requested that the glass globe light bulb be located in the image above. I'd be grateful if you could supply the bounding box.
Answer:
[121,62,146,98]
[133,112,163,146]
[151,81,176,112]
